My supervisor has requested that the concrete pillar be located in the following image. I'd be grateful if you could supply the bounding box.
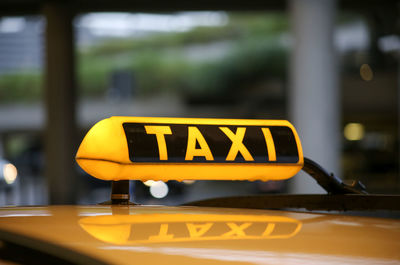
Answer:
[289,0,340,193]
[398,59,400,188]
[0,138,3,158]
[43,3,77,204]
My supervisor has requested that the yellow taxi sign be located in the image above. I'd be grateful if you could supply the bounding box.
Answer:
[76,117,303,181]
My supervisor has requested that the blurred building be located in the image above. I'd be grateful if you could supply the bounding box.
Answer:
[0,0,399,205]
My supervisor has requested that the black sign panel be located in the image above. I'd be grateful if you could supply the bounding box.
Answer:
[122,123,299,164]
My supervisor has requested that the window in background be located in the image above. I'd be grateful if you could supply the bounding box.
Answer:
[339,13,399,194]
[0,16,46,205]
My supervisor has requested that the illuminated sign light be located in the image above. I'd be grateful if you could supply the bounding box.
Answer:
[79,214,302,245]
[123,123,298,163]
[0,160,18,185]
[76,117,303,181]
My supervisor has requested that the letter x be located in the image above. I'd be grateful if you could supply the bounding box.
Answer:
[219,127,254,161]
[222,223,251,237]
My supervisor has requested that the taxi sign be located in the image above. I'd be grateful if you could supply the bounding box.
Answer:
[76,117,303,181]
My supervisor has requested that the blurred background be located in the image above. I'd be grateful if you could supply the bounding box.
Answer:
[0,0,399,205]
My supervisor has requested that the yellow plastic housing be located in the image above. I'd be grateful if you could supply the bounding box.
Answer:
[75,117,304,181]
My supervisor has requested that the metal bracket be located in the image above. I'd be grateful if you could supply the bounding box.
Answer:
[111,180,131,204]
[302,157,367,194]
[103,158,366,205]
[98,180,135,205]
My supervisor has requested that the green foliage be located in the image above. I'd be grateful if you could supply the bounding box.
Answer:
[0,13,289,103]
[0,72,42,102]
[183,37,287,97]
[228,12,289,36]
[84,26,241,58]
[78,56,113,97]
[129,51,190,95]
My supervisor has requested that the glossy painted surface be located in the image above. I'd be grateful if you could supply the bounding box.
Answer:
[0,205,399,265]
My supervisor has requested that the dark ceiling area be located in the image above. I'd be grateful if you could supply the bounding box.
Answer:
[0,0,399,15]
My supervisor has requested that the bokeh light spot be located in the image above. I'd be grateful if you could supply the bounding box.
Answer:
[143,180,156,187]
[149,181,169,199]
[3,163,17,184]
[360,64,373,81]
[344,123,365,141]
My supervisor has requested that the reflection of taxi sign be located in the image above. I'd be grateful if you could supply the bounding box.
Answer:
[79,214,302,244]
[76,117,303,181]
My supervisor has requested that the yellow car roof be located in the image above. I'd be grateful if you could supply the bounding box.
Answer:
[0,205,399,265]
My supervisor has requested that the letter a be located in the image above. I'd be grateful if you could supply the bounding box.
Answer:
[185,127,214,161]
[186,223,213,238]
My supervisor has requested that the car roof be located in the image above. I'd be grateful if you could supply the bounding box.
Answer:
[0,205,399,265]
